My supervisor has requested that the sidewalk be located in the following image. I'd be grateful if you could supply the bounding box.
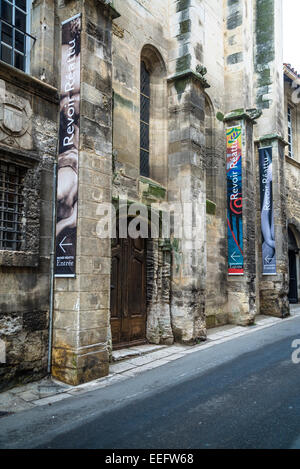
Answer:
[1,306,300,416]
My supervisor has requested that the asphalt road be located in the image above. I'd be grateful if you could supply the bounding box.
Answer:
[1,316,300,449]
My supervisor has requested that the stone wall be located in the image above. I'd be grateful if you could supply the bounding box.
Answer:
[286,161,300,236]
[110,1,172,346]
[204,0,227,327]
[253,0,289,318]
[0,63,58,391]
[146,239,174,345]
[112,0,169,184]
[284,74,300,231]
[224,0,255,112]
[51,0,116,386]
[284,75,300,301]
[0,0,293,391]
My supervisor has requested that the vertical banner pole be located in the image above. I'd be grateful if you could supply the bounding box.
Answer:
[226,126,244,275]
[55,14,81,278]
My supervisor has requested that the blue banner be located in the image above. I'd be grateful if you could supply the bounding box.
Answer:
[226,126,244,275]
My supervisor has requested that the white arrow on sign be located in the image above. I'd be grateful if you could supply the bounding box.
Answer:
[59,236,73,254]
[265,255,273,264]
[231,251,241,262]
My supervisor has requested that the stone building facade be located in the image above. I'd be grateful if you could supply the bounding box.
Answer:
[0,0,299,390]
[284,64,300,305]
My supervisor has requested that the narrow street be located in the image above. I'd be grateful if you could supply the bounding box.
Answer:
[1,315,300,449]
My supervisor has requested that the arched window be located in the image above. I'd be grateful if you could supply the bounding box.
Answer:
[140,61,151,177]
[139,46,167,184]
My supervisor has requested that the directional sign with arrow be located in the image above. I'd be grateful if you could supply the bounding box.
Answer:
[230,251,241,263]
[59,236,73,254]
[55,14,81,278]
[264,255,273,265]
[227,125,244,275]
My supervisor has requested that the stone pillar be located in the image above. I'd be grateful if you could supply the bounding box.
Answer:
[253,0,289,317]
[167,0,211,343]
[256,135,290,318]
[146,239,174,346]
[224,0,255,113]
[167,72,207,344]
[52,0,119,385]
[168,0,205,78]
[224,109,260,326]
[31,0,56,85]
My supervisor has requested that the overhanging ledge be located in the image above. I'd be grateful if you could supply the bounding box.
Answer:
[0,61,58,104]
[223,108,262,124]
[97,0,121,19]
[255,133,288,147]
[167,69,210,89]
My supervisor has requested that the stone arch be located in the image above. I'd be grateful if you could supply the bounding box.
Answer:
[109,203,174,351]
[288,221,300,248]
[140,44,167,76]
[140,45,168,186]
[109,212,148,350]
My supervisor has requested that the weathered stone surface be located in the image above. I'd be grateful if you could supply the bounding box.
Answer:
[256,138,290,318]
[0,55,57,391]
[146,240,174,345]
[1,0,298,393]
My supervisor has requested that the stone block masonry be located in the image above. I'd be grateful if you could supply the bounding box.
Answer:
[52,0,118,385]
[0,63,58,390]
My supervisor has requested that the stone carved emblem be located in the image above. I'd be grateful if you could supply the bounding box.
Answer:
[2,104,26,135]
[0,79,32,149]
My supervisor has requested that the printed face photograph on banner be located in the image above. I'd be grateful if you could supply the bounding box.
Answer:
[226,126,244,275]
[259,147,277,275]
[55,15,81,277]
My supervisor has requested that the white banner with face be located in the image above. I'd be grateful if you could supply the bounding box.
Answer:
[259,147,277,275]
[55,14,81,277]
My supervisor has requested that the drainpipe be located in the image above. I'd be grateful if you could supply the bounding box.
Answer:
[48,160,57,374]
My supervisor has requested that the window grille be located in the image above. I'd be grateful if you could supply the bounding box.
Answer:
[140,61,150,177]
[0,161,26,251]
[288,106,293,158]
[0,0,33,72]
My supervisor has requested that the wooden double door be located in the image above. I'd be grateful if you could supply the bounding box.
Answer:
[289,250,298,304]
[110,233,147,349]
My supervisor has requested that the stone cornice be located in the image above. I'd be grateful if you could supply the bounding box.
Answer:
[0,144,41,165]
[223,108,262,124]
[285,155,300,170]
[98,0,121,19]
[167,69,210,89]
[0,62,58,104]
[255,133,288,146]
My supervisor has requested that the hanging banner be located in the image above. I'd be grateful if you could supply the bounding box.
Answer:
[259,147,277,275]
[227,126,244,275]
[55,14,81,277]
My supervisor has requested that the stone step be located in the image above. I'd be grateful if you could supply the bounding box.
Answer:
[111,344,167,363]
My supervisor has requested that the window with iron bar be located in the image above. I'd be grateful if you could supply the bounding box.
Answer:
[0,161,26,251]
[0,0,33,72]
[140,61,150,177]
